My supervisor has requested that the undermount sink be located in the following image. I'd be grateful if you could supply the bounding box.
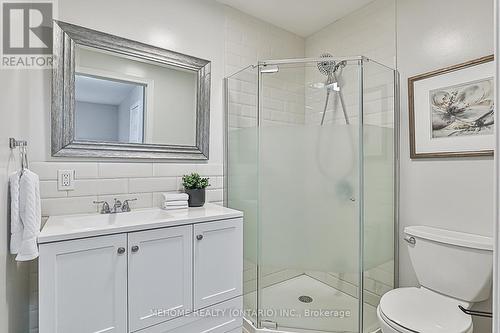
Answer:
[39,203,242,243]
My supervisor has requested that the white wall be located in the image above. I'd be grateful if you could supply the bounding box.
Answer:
[306,0,396,68]
[0,71,36,333]
[397,0,494,284]
[75,102,120,142]
[397,0,494,331]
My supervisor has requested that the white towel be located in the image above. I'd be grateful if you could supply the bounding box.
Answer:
[163,200,188,207]
[161,201,188,210]
[162,192,188,202]
[10,170,41,261]
[9,171,22,255]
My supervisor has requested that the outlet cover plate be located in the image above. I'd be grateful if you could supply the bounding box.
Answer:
[58,170,75,191]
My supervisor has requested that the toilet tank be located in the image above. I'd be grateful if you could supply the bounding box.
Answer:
[405,226,493,303]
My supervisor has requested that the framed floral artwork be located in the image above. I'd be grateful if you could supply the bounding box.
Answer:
[408,55,494,158]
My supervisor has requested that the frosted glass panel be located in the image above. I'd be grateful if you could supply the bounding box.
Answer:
[226,66,259,325]
[362,60,395,332]
[256,62,362,332]
[259,125,359,272]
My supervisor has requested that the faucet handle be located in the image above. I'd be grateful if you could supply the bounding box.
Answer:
[93,200,110,214]
[122,198,137,212]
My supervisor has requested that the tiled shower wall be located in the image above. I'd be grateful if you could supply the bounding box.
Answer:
[225,0,397,309]
[305,0,397,306]
[305,0,396,127]
[224,6,306,128]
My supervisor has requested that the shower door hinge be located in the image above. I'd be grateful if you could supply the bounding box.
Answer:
[260,320,278,330]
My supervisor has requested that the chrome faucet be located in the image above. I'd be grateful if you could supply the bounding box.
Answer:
[93,200,111,214]
[111,199,122,213]
[122,198,137,212]
[93,198,137,214]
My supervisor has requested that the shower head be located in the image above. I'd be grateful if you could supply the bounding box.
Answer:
[317,53,336,76]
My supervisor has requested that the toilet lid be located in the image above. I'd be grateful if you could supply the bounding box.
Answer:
[379,287,472,333]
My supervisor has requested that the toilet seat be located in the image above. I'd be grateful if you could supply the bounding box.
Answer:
[378,287,473,333]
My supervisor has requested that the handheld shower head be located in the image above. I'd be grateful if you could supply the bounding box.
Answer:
[317,52,350,125]
[317,53,335,77]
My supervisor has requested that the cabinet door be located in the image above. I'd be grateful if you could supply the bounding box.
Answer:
[128,225,193,332]
[194,218,243,310]
[39,234,127,333]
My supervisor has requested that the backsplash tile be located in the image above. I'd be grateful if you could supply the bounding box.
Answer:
[68,179,129,197]
[98,162,153,178]
[39,181,64,199]
[31,162,98,180]
[153,163,199,177]
[97,193,153,210]
[34,161,224,217]
[41,196,97,216]
[129,177,178,193]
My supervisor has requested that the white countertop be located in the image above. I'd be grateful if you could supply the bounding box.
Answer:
[38,203,243,243]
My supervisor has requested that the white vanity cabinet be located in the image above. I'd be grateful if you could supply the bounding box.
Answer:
[194,220,243,310]
[38,204,243,333]
[128,225,193,332]
[39,234,128,333]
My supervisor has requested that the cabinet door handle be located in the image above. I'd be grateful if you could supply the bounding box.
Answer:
[117,247,126,254]
[131,245,139,253]
[196,234,203,241]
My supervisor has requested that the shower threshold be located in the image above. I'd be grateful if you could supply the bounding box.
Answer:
[243,274,380,333]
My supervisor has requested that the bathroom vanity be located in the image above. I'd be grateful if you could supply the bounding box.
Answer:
[38,204,243,333]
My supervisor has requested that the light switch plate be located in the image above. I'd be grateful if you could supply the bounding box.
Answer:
[58,170,75,191]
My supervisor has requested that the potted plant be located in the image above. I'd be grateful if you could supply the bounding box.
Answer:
[182,173,210,207]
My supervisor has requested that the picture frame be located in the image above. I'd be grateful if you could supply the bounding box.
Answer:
[408,55,494,158]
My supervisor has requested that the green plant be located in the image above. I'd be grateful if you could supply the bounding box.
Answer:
[182,173,210,190]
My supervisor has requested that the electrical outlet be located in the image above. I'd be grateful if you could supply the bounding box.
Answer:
[58,170,75,191]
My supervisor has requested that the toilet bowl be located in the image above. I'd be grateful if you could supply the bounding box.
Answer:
[377,226,492,333]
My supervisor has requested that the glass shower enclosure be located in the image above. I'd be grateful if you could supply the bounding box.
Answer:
[225,56,398,333]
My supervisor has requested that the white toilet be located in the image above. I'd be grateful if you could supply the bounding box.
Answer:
[377,226,493,333]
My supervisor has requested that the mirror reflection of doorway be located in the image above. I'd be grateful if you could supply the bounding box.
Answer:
[129,100,144,144]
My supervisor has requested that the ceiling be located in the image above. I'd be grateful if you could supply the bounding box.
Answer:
[217,0,374,37]
[75,75,139,106]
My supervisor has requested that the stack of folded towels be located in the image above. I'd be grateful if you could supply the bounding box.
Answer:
[161,192,189,210]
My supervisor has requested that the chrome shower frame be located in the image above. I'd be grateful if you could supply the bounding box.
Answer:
[223,55,400,333]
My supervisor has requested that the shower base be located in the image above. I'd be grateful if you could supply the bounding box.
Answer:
[243,274,379,333]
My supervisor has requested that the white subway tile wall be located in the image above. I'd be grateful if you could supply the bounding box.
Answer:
[32,162,225,217]
[305,0,396,127]
[225,0,396,310]
[304,0,396,306]
[224,5,306,129]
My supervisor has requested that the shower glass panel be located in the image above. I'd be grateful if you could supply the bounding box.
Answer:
[362,59,397,332]
[225,57,397,333]
[225,65,259,325]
